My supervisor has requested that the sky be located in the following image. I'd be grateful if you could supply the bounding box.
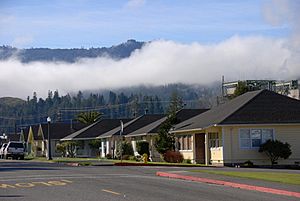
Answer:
[0,0,299,98]
[0,0,292,48]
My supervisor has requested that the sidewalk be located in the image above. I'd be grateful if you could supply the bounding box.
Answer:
[156,170,300,198]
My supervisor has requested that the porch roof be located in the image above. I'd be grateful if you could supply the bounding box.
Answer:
[174,90,300,132]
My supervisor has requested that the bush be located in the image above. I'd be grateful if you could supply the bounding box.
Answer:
[88,140,101,150]
[259,140,292,165]
[163,151,183,163]
[136,141,150,156]
[106,153,112,159]
[243,160,254,167]
[183,159,192,164]
[129,155,137,161]
[116,141,134,159]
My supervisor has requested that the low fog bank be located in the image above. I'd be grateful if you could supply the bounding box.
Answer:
[0,35,299,98]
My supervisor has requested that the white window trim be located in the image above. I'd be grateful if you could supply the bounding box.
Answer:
[178,134,193,151]
[239,128,275,149]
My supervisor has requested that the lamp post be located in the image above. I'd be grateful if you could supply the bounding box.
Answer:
[47,117,52,160]
[0,133,7,146]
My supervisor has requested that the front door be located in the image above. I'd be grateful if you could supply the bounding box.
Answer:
[195,134,205,164]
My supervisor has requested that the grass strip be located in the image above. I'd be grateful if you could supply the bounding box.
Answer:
[190,170,300,185]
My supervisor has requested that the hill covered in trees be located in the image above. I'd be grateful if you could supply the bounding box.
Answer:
[0,83,220,134]
[0,39,145,63]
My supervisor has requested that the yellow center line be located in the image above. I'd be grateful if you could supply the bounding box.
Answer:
[101,189,121,195]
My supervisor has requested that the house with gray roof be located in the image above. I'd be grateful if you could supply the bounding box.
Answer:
[172,90,300,166]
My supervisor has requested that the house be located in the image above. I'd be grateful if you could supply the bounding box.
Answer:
[23,122,85,157]
[61,119,132,157]
[172,90,300,166]
[98,114,166,158]
[125,109,209,161]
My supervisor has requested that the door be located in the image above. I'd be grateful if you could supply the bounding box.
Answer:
[195,134,205,164]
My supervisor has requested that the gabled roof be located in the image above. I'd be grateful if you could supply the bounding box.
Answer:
[42,122,86,140]
[126,109,209,137]
[98,114,166,139]
[174,90,300,132]
[61,119,132,140]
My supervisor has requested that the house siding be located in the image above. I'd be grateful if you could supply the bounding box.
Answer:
[222,125,300,165]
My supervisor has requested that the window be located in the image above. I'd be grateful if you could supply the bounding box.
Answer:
[239,129,274,149]
[209,132,222,148]
[177,135,192,151]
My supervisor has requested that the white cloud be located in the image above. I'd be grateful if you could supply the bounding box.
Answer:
[0,36,299,99]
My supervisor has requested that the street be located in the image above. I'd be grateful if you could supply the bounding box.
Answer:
[0,161,297,201]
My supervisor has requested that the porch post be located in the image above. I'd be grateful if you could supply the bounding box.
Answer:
[192,134,196,164]
[106,140,110,155]
[101,141,105,157]
[205,132,209,165]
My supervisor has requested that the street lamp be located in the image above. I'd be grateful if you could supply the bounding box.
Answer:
[47,117,52,160]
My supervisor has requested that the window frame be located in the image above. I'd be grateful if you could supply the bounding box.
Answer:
[239,128,274,149]
[177,134,193,151]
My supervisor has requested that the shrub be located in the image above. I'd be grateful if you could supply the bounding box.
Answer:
[88,140,101,150]
[163,151,184,163]
[116,141,134,159]
[129,155,137,161]
[136,141,150,156]
[106,153,112,159]
[183,159,192,164]
[243,160,254,167]
[259,140,292,165]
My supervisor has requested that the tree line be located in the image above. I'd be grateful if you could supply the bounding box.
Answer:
[0,90,166,133]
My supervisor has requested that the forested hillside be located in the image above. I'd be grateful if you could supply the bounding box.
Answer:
[0,83,220,134]
[0,39,144,63]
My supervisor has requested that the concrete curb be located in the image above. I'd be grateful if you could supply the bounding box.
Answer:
[156,171,300,198]
[114,162,214,167]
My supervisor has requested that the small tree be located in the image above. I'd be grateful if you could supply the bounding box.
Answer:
[155,92,182,155]
[56,143,66,157]
[56,141,80,158]
[233,81,249,98]
[88,139,102,157]
[259,140,292,165]
[136,141,150,156]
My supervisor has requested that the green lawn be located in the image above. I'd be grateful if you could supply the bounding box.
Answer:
[25,157,206,167]
[190,170,300,185]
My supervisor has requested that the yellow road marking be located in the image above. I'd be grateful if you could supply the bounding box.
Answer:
[102,189,121,195]
[0,180,72,189]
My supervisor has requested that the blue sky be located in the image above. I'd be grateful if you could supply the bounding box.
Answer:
[0,0,291,48]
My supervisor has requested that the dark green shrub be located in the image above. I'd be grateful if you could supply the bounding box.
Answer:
[136,141,150,156]
[259,140,292,165]
[106,153,112,159]
[243,160,254,167]
[183,159,192,164]
[163,151,183,163]
[116,141,134,159]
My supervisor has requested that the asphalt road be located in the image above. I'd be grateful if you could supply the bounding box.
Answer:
[0,161,297,201]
